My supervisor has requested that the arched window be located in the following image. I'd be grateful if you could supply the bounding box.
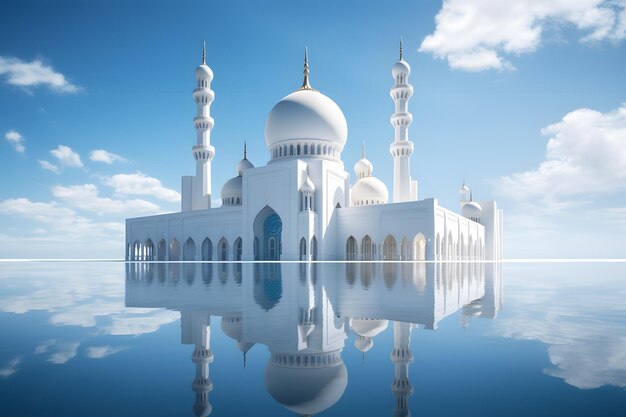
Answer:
[234,238,242,261]
[361,235,372,260]
[290,144,294,156]
[413,233,426,261]
[297,144,301,155]
[299,237,307,261]
[201,238,213,261]
[400,237,410,260]
[383,235,397,260]
[218,238,228,261]
[183,238,196,261]
[346,236,357,260]
[169,238,180,261]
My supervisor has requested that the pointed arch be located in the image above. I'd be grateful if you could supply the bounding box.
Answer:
[299,237,307,261]
[413,233,426,261]
[383,234,397,260]
[157,239,166,261]
[345,236,357,260]
[201,238,213,261]
[400,237,410,260]
[361,235,373,260]
[234,237,242,261]
[447,231,454,260]
[183,238,196,261]
[253,206,282,260]
[144,239,154,261]
[218,237,229,261]
[169,238,180,261]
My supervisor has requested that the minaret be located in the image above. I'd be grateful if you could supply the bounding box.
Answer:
[188,42,215,211]
[390,321,414,417]
[389,38,416,203]
[182,311,214,417]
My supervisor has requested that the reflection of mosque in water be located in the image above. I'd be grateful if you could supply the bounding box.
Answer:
[125,263,502,416]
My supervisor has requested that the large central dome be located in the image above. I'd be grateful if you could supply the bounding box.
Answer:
[265,49,348,161]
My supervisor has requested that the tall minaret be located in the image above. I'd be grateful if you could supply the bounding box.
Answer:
[390,321,415,417]
[389,38,416,203]
[182,310,214,417]
[186,42,215,211]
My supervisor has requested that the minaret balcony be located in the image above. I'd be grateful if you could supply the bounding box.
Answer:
[390,85,413,100]
[389,141,414,158]
[193,145,215,161]
[193,88,215,104]
[390,113,413,127]
[193,116,215,130]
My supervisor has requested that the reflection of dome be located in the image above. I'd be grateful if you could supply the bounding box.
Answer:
[354,335,373,353]
[351,176,389,206]
[266,360,348,415]
[193,402,212,417]
[265,89,348,154]
[350,318,389,338]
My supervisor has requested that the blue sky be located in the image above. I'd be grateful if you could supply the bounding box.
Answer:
[1,0,625,258]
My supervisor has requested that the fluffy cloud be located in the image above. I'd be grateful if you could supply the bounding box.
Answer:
[0,356,21,378]
[38,160,60,174]
[85,345,126,359]
[50,145,83,168]
[89,149,127,164]
[52,184,159,215]
[5,130,25,153]
[104,172,181,203]
[420,0,626,71]
[0,55,79,93]
[495,105,626,210]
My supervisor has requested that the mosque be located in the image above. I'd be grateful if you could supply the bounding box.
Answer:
[125,42,503,261]
[125,262,503,416]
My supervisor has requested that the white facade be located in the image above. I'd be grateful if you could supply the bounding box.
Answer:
[125,44,503,261]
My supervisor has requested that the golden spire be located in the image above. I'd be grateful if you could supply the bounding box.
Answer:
[202,41,206,65]
[399,36,403,60]
[301,47,313,90]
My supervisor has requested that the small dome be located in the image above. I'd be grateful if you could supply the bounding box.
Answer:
[392,60,410,78]
[301,173,315,192]
[221,316,243,341]
[221,176,242,205]
[459,184,470,194]
[354,335,373,353]
[351,176,389,206]
[237,341,255,354]
[266,361,348,415]
[354,158,373,180]
[195,63,213,81]
[193,402,212,417]
[237,158,254,175]
[462,201,482,219]
[265,89,348,152]
[351,318,389,338]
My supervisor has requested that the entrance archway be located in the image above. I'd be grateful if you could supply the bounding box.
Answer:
[253,206,283,261]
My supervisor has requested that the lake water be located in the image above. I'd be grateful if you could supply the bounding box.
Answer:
[0,261,625,416]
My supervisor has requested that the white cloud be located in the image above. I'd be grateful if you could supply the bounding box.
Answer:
[38,160,60,174]
[85,345,126,359]
[50,145,83,168]
[0,54,79,93]
[5,130,25,153]
[89,149,127,164]
[420,0,626,71]
[0,356,21,378]
[104,172,181,203]
[495,105,626,210]
[48,341,80,364]
[52,184,159,215]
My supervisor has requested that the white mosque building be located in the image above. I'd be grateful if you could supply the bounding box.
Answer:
[125,42,503,262]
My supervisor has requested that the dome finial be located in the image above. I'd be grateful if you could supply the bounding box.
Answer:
[202,41,206,65]
[362,141,365,159]
[243,141,247,159]
[301,47,312,90]
[399,36,403,60]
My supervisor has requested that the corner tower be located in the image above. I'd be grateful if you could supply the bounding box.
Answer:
[390,38,417,202]
[182,42,215,211]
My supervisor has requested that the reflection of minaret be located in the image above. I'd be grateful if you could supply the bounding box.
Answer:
[390,321,414,417]
[181,311,213,417]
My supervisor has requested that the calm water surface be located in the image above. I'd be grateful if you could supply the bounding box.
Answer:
[0,262,625,416]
